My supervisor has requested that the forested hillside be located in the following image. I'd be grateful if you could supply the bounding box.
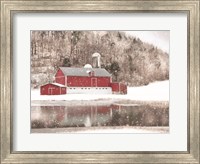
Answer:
[31,31,169,88]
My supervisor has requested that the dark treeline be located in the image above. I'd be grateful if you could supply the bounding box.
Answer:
[31,31,169,88]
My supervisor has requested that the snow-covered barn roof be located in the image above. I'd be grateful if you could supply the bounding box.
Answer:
[59,67,111,77]
[41,83,66,87]
[52,83,66,87]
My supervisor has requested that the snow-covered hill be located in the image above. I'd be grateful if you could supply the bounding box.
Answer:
[31,31,169,88]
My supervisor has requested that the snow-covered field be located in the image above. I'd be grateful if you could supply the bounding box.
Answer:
[31,80,169,101]
[31,126,169,133]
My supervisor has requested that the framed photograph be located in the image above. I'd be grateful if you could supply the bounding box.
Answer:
[31,30,169,134]
[1,0,199,163]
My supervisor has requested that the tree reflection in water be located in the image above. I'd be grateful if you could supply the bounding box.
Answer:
[31,103,169,129]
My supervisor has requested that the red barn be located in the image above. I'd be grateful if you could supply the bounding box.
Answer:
[40,66,127,95]
[55,67,111,87]
[40,83,66,95]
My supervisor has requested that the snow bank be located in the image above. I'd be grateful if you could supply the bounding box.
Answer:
[127,80,169,101]
[31,126,169,133]
[31,80,169,101]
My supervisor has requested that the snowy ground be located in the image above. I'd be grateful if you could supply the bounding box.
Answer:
[31,81,169,133]
[31,80,169,101]
[31,126,169,133]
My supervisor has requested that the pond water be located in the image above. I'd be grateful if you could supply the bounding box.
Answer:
[31,101,169,129]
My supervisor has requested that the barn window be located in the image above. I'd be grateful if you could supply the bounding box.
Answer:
[89,71,95,76]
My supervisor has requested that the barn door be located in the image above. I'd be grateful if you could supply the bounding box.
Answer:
[48,88,53,95]
[91,78,97,87]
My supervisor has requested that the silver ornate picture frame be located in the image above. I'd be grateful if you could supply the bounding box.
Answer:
[1,0,199,163]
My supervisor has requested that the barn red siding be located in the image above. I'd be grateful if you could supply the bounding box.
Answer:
[111,83,127,94]
[111,83,120,93]
[67,77,90,87]
[97,77,111,87]
[67,76,111,87]
[119,83,127,94]
[40,84,66,95]
[55,69,65,85]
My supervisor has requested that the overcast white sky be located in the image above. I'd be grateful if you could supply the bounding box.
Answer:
[124,31,169,54]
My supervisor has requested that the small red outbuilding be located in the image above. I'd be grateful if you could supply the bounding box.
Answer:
[40,83,66,95]
[110,82,127,94]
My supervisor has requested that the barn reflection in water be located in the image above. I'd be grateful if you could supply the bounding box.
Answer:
[31,103,169,128]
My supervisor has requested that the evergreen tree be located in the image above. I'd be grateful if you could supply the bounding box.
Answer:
[110,61,120,81]
[62,58,71,67]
